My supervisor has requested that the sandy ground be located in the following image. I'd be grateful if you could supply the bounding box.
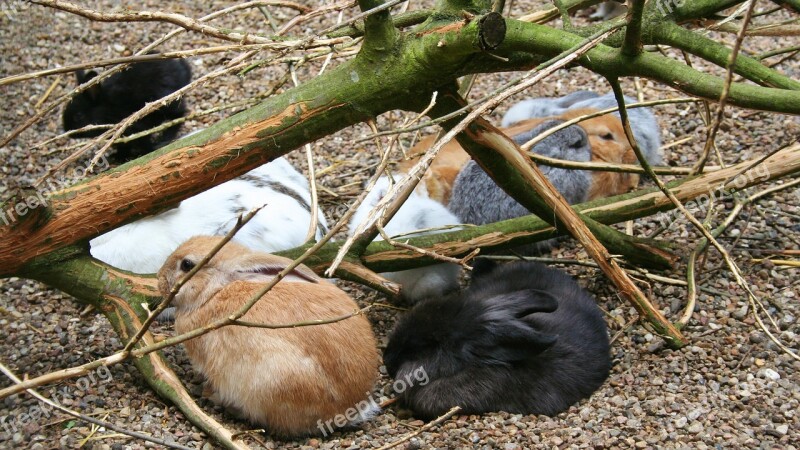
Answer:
[1,1,799,449]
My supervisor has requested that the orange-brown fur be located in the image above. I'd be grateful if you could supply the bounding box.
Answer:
[398,108,643,203]
[158,236,379,437]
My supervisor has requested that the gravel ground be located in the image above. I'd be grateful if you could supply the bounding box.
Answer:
[1,1,799,449]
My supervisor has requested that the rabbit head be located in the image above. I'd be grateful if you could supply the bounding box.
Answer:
[62,57,192,162]
[566,93,663,165]
[158,235,321,314]
[559,108,642,199]
[384,284,559,382]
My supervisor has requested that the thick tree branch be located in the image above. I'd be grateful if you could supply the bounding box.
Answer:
[651,21,800,90]
[498,19,800,113]
[622,0,646,56]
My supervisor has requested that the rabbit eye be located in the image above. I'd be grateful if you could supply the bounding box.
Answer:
[600,133,615,141]
[180,259,196,272]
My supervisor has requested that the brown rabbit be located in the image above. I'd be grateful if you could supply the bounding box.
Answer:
[398,108,645,203]
[158,236,380,437]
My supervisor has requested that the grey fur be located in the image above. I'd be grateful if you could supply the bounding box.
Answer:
[447,120,592,254]
[501,91,600,125]
[501,91,662,166]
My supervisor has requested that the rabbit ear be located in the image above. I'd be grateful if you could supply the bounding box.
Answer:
[75,70,102,100]
[466,289,559,363]
[468,326,557,364]
[482,289,559,319]
[235,261,320,283]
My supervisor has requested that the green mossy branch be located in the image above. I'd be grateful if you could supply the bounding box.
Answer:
[650,21,800,91]
[498,20,800,112]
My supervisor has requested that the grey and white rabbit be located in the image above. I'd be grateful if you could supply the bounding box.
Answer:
[502,91,662,166]
[158,236,380,437]
[90,157,328,275]
[349,176,462,303]
[447,120,592,253]
[383,258,611,419]
[62,56,192,162]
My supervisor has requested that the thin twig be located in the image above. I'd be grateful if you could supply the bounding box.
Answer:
[0,362,195,450]
[375,406,462,450]
[609,79,799,360]
[692,0,758,174]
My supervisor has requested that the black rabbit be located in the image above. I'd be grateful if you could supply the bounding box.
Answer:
[383,259,611,419]
[62,56,191,162]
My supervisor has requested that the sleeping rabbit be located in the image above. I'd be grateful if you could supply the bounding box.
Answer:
[90,157,329,274]
[348,176,462,303]
[62,56,192,162]
[158,236,380,437]
[383,258,611,419]
[502,91,662,166]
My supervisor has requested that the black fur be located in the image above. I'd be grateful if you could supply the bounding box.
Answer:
[62,56,191,162]
[383,259,611,419]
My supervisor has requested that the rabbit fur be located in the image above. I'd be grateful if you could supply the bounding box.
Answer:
[62,56,192,162]
[589,1,627,20]
[383,258,611,419]
[349,176,462,303]
[508,108,643,200]
[90,157,328,274]
[399,103,659,204]
[447,120,592,254]
[502,91,662,166]
[158,236,380,437]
